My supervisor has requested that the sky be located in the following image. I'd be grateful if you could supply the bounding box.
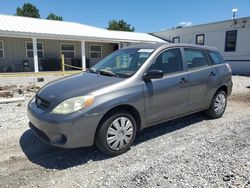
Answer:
[0,0,250,32]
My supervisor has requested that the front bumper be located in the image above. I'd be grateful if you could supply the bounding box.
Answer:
[27,100,104,148]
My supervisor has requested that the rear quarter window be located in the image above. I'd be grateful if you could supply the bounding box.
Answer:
[208,51,225,65]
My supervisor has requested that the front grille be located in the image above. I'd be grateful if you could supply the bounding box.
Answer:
[35,95,50,110]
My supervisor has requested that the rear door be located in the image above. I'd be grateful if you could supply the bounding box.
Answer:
[183,48,217,112]
[143,48,189,125]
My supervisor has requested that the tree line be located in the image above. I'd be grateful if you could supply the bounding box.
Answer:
[15,3,135,31]
[16,3,63,21]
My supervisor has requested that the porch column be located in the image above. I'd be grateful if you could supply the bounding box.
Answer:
[32,37,39,72]
[81,40,86,70]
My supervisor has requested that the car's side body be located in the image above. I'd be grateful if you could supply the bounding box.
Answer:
[92,44,232,129]
[27,43,232,150]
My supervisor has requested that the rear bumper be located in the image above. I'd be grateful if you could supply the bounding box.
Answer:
[27,100,104,148]
[228,79,233,96]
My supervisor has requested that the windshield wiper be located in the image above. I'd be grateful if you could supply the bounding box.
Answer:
[99,69,117,77]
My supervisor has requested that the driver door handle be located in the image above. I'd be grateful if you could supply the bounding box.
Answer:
[180,78,188,84]
[209,71,216,77]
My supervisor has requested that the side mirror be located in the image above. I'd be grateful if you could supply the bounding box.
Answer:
[143,70,164,82]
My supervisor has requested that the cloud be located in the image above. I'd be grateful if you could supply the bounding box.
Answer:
[179,21,192,27]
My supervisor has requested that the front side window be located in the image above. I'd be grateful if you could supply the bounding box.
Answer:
[0,40,4,58]
[61,43,75,59]
[208,51,225,65]
[196,34,205,45]
[91,48,154,78]
[173,37,180,43]
[26,42,44,58]
[225,30,237,52]
[184,48,208,70]
[148,48,183,75]
[90,45,102,59]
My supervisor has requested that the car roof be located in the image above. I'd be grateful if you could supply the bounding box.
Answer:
[124,42,218,51]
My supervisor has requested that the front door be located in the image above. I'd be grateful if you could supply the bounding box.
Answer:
[143,48,189,125]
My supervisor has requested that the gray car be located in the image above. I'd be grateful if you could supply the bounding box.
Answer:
[28,43,232,156]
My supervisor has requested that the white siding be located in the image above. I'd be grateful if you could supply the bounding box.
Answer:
[153,17,250,75]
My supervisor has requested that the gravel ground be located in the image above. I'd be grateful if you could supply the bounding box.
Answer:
[0,75,249,188]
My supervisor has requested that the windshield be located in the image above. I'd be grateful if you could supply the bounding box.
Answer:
[90,48,155,78]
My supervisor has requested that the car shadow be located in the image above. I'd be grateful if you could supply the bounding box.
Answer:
[134,112,208,145]
[20,112,208,170]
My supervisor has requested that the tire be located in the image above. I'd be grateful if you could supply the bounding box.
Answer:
[206,90,227,119]
[95,110,137,156]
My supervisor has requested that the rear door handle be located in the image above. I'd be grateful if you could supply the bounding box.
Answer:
[209,71,216,77]
[180,78,188,84]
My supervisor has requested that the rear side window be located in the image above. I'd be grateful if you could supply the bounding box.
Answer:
[184,48,209,70]
[148,48,183,75]
[208,51,225,65]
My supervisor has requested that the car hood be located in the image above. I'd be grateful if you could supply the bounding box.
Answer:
[37,72,123,104]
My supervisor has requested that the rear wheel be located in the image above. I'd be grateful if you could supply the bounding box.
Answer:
[95,111,137,156]
[206,90,227,119]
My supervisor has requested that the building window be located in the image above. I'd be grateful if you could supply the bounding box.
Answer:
[196,34,205,45]
[26,42,44,59]
[89,45,102,59]
[0,40,4,58]
[225,30,237,52]
[61,43,75,59]
[173,37,180,43]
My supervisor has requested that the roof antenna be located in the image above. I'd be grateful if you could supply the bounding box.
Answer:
[231,8,247,28]
[231,8,238,27]
[232,8,238,24]
[232,8,238,19]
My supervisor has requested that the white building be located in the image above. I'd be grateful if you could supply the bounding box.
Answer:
[0,14,164,73]
[152,17,250,75]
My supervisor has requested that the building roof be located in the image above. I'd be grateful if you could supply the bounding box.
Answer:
[0,14,165,43]
[153,16,250,34]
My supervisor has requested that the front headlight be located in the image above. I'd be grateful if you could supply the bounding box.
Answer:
[52,95,95,114]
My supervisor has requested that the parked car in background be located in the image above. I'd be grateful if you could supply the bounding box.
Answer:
[27,43,232,156]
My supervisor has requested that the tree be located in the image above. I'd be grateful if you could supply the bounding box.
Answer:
[107,20,135,32]
[47,13,63,21]
[16,3,40,18]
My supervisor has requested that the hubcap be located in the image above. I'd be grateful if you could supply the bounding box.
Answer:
[214,93,226,115]
[106,117,134,151]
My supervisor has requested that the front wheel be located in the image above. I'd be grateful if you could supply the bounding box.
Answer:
[206,90,227,119]
[95,111,137,156]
